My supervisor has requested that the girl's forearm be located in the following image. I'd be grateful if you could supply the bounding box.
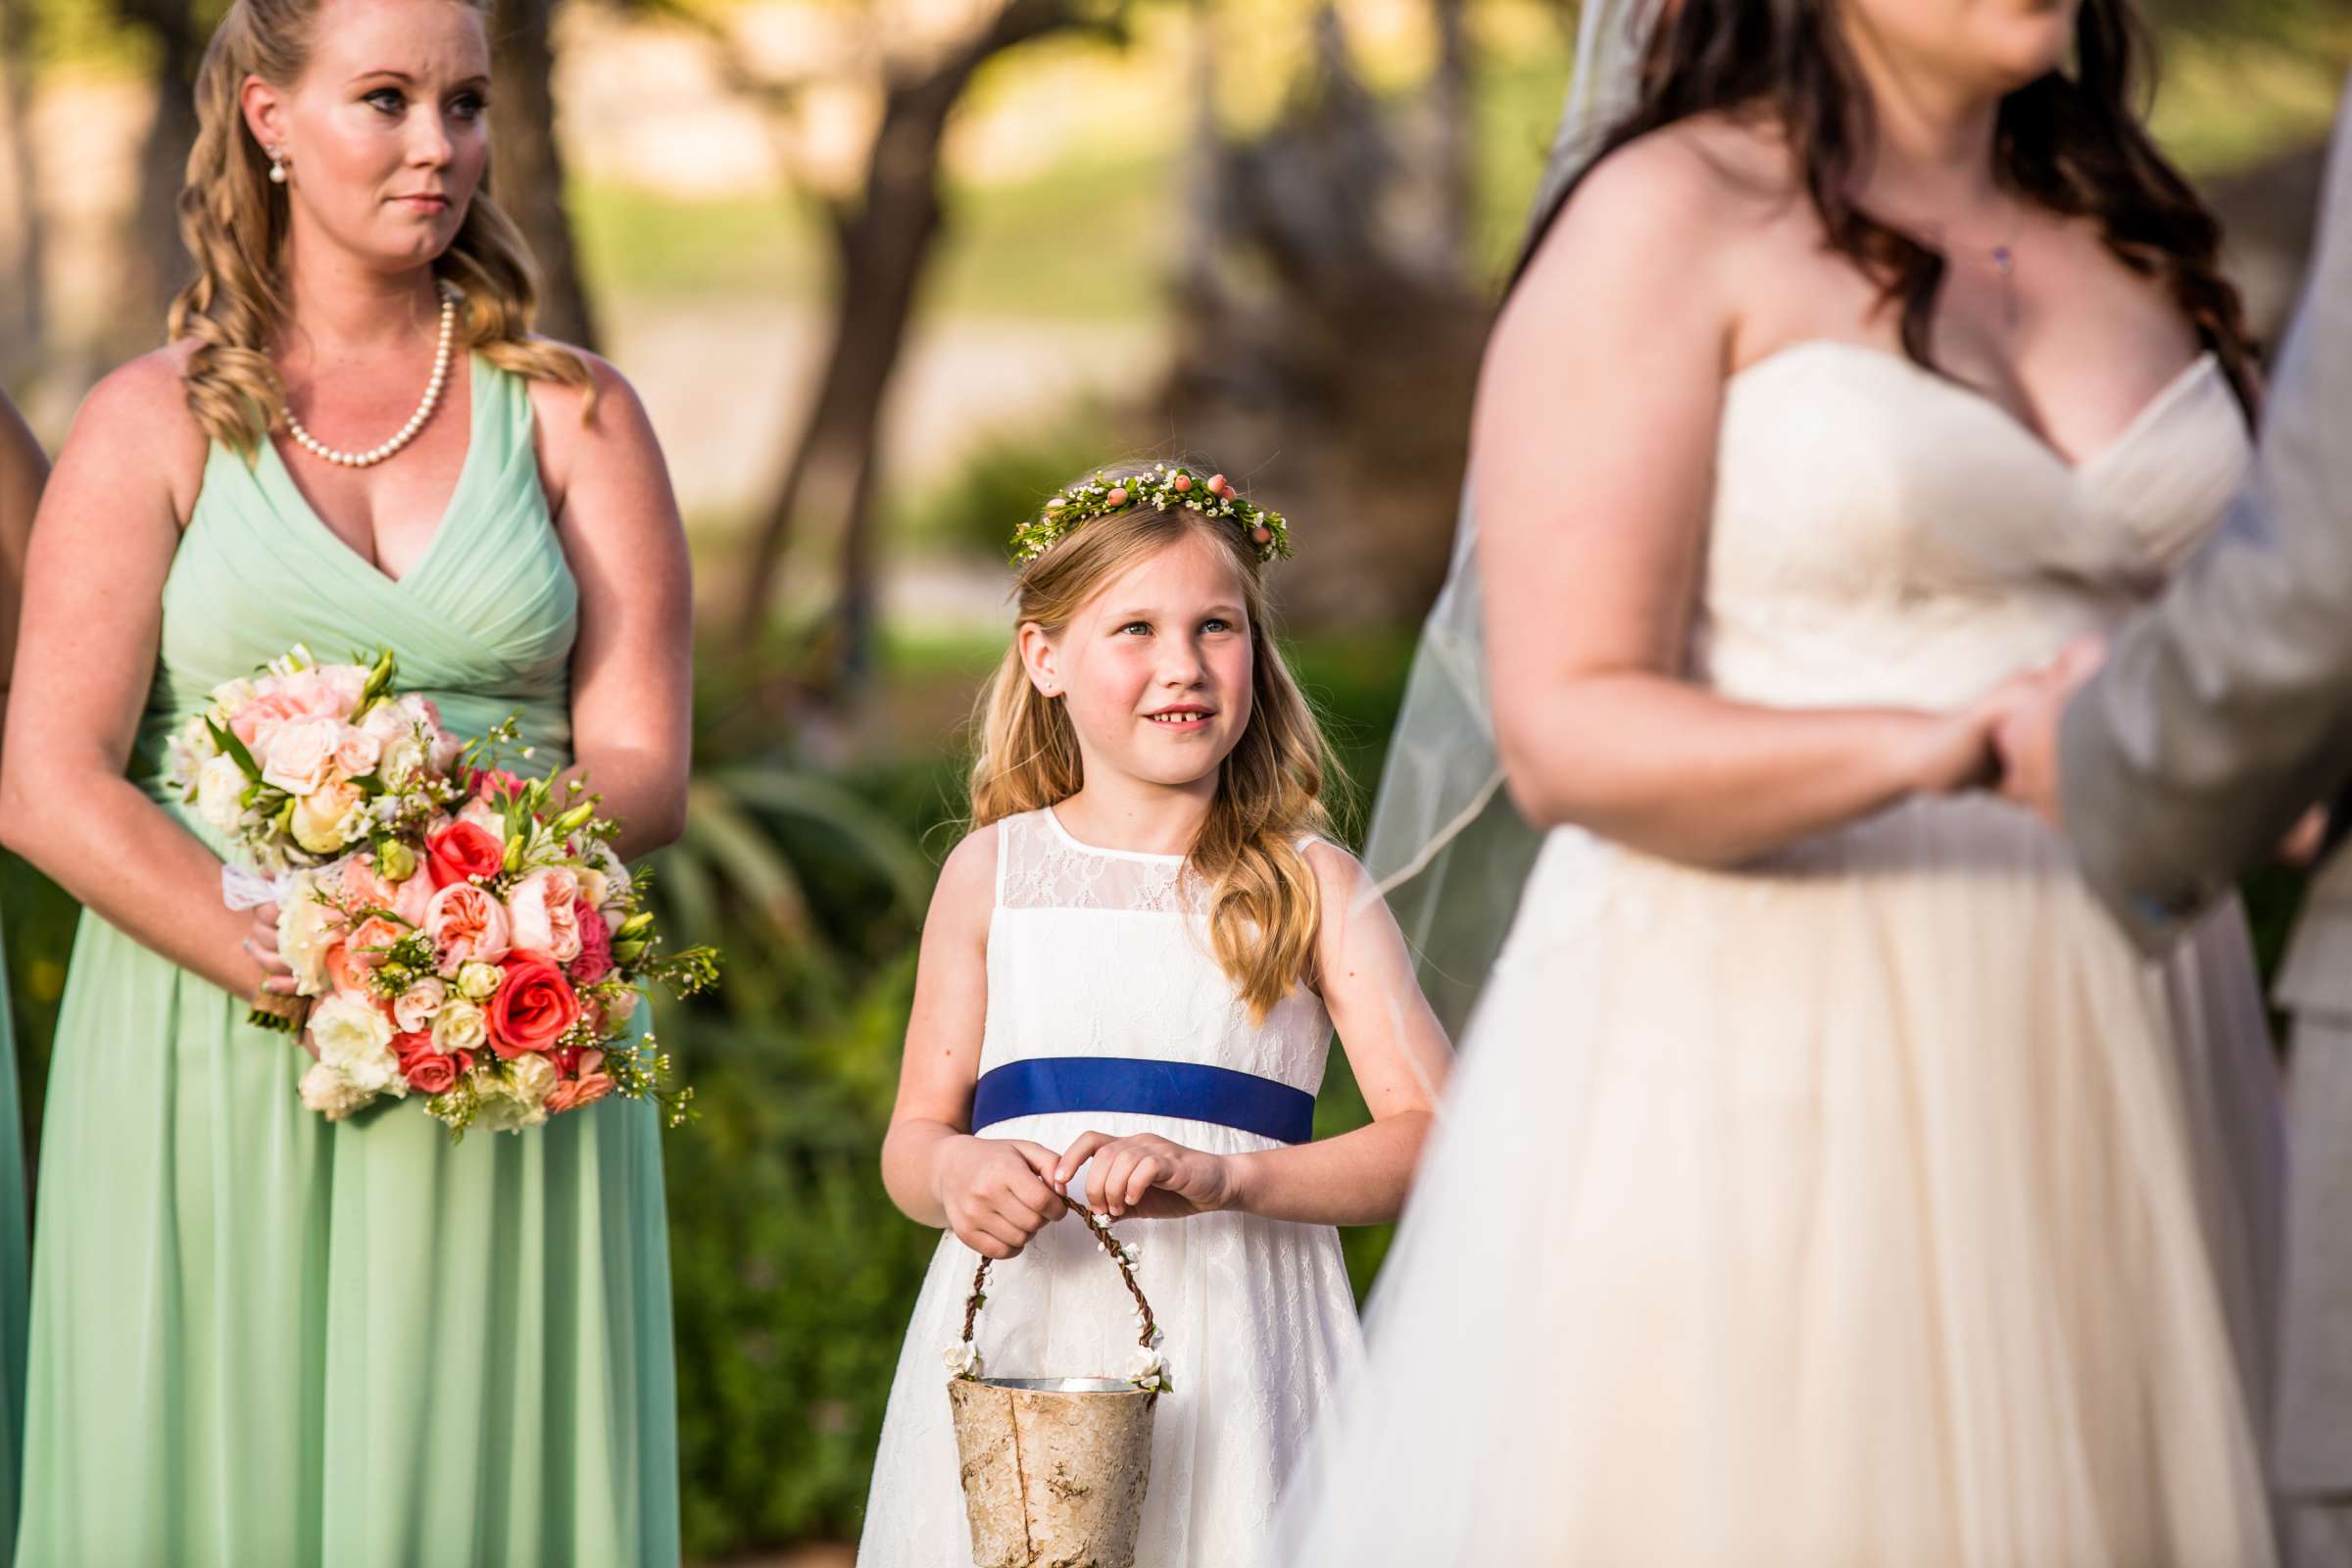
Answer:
[1225,1110,1435,1227]
[882,1117,965,1229]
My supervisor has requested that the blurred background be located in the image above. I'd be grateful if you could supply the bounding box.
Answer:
[0,0,2345,1558]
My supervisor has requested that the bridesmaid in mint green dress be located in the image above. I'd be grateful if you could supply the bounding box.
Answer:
[0,385,46,1552]
[0,1,690,1562]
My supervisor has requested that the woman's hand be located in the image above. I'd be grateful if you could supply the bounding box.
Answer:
[2280,805,2330,867]
[932,1136,1068,1259]
[1905,669,2062,797]
[1054,1132,1240,1220]
[243,903,299,998]
[241,901,312,1039]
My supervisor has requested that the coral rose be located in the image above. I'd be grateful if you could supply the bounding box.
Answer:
[487,956,581,1059]
[426,820,506,890]
[399,1051,461,1096]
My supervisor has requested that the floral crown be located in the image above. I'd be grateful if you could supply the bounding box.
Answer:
[1009,464,1294,566]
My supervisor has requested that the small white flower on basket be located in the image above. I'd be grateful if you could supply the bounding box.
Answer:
[1121,1348,1168,1392]
[1118,1242,1142,1265]
[943,1340,982,1378]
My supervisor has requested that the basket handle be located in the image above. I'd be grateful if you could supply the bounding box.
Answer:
[959,1200,1158,1355]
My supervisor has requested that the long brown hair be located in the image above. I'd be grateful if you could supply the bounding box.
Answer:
[169,0,594,458]
[1520,0,2259,413]
[968,501,1341,1020]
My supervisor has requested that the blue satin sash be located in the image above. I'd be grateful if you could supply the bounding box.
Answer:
[970,1056,1315,1146]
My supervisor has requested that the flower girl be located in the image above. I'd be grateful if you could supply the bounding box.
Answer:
[858,464,1452,1565]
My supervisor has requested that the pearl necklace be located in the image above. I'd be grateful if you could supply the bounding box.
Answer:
[283,285,460,468]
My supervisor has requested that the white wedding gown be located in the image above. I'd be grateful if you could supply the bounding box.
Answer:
[1279,341,2284,1565]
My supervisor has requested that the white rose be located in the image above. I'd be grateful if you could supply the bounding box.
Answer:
[195,753,248,832]
[261,716,342,796]
[431,998,488,1054]
[506,1054,558,1108]
[1121,1348,1165,1386]
[943,1341,981,1378]
[471,1091,528,1134]
[310,992,400,1094]
[394,977,447,1033]
[297,1061,370,1122]
[275,873,344,994]
[289,781,364,857]
[456,961,502,1002]
[588,845,631,910]
[457,798,505,836]
[207,675,259,718]
[575,867,612,912]
[474,1055,556,1133]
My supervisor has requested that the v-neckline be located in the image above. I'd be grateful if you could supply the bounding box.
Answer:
[1730,338,2222,477]
[262,352,485,590]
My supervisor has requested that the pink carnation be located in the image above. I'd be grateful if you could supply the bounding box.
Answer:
[571,906,613,985]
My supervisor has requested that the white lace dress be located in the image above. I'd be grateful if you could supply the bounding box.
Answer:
[1278,344,2285,1565]
[858,808,1364,1567]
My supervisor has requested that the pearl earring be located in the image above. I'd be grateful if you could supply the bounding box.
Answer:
[268,147,288,184]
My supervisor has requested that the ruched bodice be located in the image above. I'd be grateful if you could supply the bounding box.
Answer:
[135,353,578,813]
[1696,342,2249,711]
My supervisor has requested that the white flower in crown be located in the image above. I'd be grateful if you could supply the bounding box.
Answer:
[944,1341,982,1379]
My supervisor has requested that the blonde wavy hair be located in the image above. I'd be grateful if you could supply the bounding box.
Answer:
[169,0,593,457]
[969,498,1342,1020]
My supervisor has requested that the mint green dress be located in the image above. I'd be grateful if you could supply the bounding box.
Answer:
[0,919,28,1551]
[14,357,680,1566]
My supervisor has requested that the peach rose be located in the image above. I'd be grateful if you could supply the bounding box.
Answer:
[425,883,510,971]
[546,1051,615,1115]
[346,916,405,967]
[508,868,582,964]
[338,855,433,929]
[229,690,307,754]
[323,943,369,996]
[332,725,382,780]
[393,976,447,1032]
[262,716,344,797]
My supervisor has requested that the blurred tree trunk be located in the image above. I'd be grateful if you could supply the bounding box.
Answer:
[490,0,599,351]
[731,0,1124,671]
[111,0,203,361]
[1164,3,1489,626]
[0,0,45,384]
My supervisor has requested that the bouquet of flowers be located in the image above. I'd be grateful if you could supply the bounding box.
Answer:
[168,646,713,1138]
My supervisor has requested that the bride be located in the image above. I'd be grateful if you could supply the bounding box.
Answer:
[1280,0,2284,1560]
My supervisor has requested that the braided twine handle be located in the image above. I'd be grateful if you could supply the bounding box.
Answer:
[959,1201,1158,1357]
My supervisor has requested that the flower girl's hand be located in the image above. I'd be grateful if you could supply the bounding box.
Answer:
[935,1137,1068,1259]
[1054,1132,1238,1220]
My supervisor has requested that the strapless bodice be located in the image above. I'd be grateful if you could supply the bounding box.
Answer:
[1694,341,2250,710]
